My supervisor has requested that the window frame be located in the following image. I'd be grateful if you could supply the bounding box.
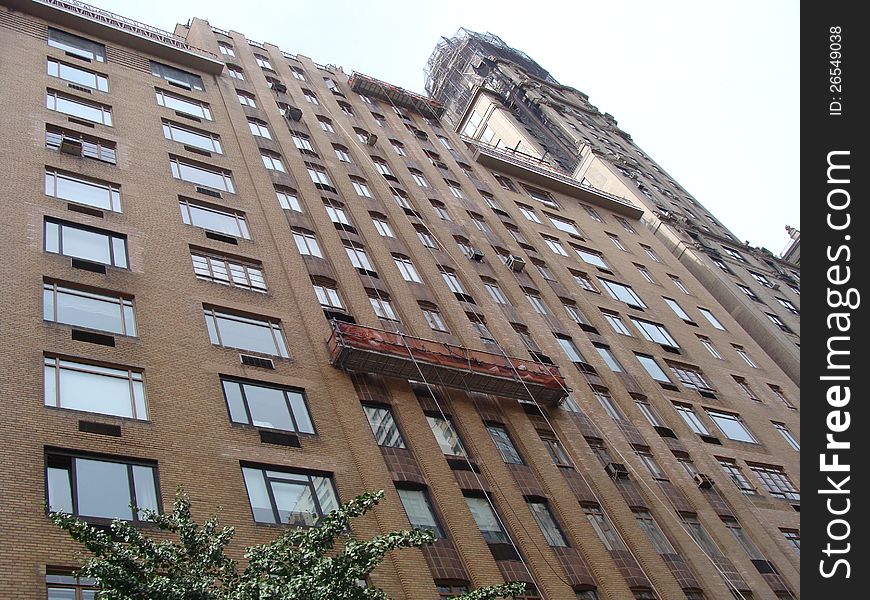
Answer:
[241,464,339,526]
[203,306,289,357]
[221,377,314,434]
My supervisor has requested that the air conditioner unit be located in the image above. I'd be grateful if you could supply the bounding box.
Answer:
[606,462,630,479]
[60,137,83,156]
[694,473,715,489]
[366,133,378,146]
[505,255,526,272]
[284,106,303,122]
[470,248,484,262]
[270,82,287,93]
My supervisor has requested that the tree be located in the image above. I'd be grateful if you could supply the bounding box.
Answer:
[51,489,526,600]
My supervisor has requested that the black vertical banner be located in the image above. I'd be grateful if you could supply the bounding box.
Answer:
[803,4,868,597]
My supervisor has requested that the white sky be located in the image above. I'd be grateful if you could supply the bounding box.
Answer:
[85,0,799,253]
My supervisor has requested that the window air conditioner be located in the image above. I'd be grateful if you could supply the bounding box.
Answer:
[60,137,83,156]
[606,462,630,479]
[694,473,715,489]
[506,254,526,272]
[470,248,484,262]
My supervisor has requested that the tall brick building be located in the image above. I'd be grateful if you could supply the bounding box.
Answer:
[0,2,799,599]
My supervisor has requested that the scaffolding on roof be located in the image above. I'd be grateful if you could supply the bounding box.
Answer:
[348,72,444,118]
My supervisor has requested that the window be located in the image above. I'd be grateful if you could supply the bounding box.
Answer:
[303,90,319,104]
[556,335,588,365]
[369,214,394,238]
[48,27,105,61]
[781,529,800,555]
[527,500,568,546]
[550,215,581,237]
[486,424,523,464]
[594,390,626,422]
[634,398,663,427]
[191,251,266,292]
[306,163,333,188]
[47,451,159,525]
[411,302,445,332]
[247,118,272,139]
[749,271,773,287]
[722,246,746,262]
[670,364,714,393]
[47,58,108,91]
[369,294,399,322]
[333,144,352,162]
[44,168,120,212]
[465,495,510,544]
[631,318,679,348]
[45,126,116,163]
[733,345,758,368]
[583,505,628,551]
[699,308,726,330]
[602,311,632,336]
[595,344,623,372]
[601,279,646,308]
[463,110,482,136]
[517,204,542,223]
[350,177,373,198]
[616,216,637,234]
[163,120,223,153]
[681,515,724,558]
[276,186,302,212]
[397,488,444,537]
[772,421,800,450]
[371,113,386,127]
[524,186,559,208]
[409,169,429,188]
[535,260,555,281]
[393,254,422,283]
[634,353,671,384]
[737,284,761,301]
[543,236,569,256]
[222,378,313,433]
[636,265,656,284]
[670,275,690,294]
[673,404,710,435]
[363,405,405,448]
[607,233,627,251]
[573,271,599,292]
[155,88,212,120]
[664,297,693,322]
[481,280,509,305]
[430,199,451,220]
[707,410,757,443]
[718,458,757,495]
[345,243,375,273]
[427,414,467,457]
[179,198,249,238]
[312,279,343,309]
[440,267,469,297]
[44,219,127,268]
[170,156,234,192]
[525,290,550,315]
[46,570,101,600]
[43,281,135,337]
[44,356,146,420]
[711,258,732,273]
[447,181,465,199]
[289,229,323,258]
[317,116,335,132]
[254,54,273,69]
[242,465,338,525]
[204,307,289,357]
[291,66,307,80]
[390,140,406,156]
[150,61,203,90]
[776,297,799,314]
[583,204,603,222]
[575,248,608,269]
[698,336,722,359]
[467,312,495,344]
[218,42,235,56]
[260,151,286,172]
[640,245,661,262]
[722,518,765,560]
[749,465,799,500]
[46,90,112,125]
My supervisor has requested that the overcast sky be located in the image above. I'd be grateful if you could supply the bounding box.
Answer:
[87,0,799,253]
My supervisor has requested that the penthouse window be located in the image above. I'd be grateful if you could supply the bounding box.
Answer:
[47,58,107,92]
[44,218,127,268]
[465,495,510,545]
[48,27,105,62]
[46,126,116,163]
[179,198,250,239]
[47,90,112,125]
[44,168,120,212]
[44,356,147,420]
[203,307,289,357]
[43,281,136,336]
[363,405,405,448]
[191,250,266,292]
[242,465,338,525]
[47,451,159,522]
[155,88,212,120]
[170,156,234,192]
[150,61,204,91]
[163,120,223,153]
[221,377,313,433]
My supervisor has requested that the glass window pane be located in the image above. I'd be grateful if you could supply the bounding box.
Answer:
[397,488,442,536]
[465,496,509,544]
[47,467,73,513]
[427,415,466,457]
[242,467,275,523]
[132,465,158,513]
[49,285,128,334]
[364,405,405,448]
[272,480,318,526]
[61,225,111,264]
[54,363,135,418]
[75,458,133,520]
[244,385,294,431]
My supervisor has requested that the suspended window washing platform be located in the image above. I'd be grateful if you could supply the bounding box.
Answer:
[327,321,568,405]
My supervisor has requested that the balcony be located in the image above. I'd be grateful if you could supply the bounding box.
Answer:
[327,321,568,405]
[16,0,224,73]
[349,72,444,118]
[463,137,643,218]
